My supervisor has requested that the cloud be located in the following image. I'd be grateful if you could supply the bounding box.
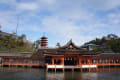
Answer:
[0,0,120,46]
[15,0,57,12]
[107,12,120,24]
[84,0,120,11]
[41,0,56,5]
[41,16,97,45]
[17,3,39,11]
[0,0,16,3]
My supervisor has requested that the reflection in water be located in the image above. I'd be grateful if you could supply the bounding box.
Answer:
[81,72,98,80]
[0,67,45,80]
[0,68,120,80]
[46,72,64,80]
[46,69,120,80]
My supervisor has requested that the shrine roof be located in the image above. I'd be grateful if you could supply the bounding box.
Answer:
[90,53,120,58]
[0,52,32,57]
[59,39,83,50]
[32,40,99,57]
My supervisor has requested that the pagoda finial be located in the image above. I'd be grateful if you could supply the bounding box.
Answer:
[56,42,61,48]
[43,32,46,37]
[70,39,72,42]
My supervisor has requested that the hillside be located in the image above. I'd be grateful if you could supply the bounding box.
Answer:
[0,31,33,52]
[84,34,120,53]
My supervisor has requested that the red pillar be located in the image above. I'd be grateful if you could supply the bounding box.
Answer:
[52,58,54,65]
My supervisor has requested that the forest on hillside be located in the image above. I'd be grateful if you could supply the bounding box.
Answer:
[0,30,33,52]
[84,34,120,53]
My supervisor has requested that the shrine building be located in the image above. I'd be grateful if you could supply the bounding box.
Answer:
[0,36,120,72]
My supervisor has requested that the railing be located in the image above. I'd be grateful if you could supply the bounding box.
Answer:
[81,65,97,68]
[2,61,42,66]
[47,64,64,69]
[47,64,97,69]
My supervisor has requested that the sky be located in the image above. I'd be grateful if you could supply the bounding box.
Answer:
[0,0,120,47]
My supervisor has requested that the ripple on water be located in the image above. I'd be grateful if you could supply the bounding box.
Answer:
[0,68,120,80]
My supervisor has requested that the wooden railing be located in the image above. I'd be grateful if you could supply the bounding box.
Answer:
[2,60,42,67]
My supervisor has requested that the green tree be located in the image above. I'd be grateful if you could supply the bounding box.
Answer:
[0,32,33,52]
[33,39,41,49]
[0,25,2,31]
[107,39,120,53]
[1,34,17,51]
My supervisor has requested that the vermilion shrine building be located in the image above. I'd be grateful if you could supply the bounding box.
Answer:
[0,36,120,72]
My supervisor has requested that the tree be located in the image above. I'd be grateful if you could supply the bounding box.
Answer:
[33,39,41,50]
[107,39,120,53]
[107,34,119,40]
[84,34,120,52]
[1,34,17,51]
[0,25,2,31]
[0,31,33,52]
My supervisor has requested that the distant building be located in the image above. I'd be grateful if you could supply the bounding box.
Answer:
[0,31,27,42]
[81,43,99,51]
[0,31,10,37]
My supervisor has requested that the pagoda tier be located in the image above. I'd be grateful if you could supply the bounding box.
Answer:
[40,36,48,48]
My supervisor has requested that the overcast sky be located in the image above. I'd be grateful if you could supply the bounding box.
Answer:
[0,0,120,46]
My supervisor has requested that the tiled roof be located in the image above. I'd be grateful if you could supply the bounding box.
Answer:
[59,39,81,49]
[0,52,32,57]
[32,47,97,57]
[91,53,120,59]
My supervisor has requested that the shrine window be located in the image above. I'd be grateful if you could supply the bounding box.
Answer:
[110,60,114,63]
[92,60,97,64]
[104,59,109,64]
[18,59,24,63]
[11,58,16,63]
[4,58,9,62]
[40,60,44,63]
[54,59,61,65]
[81,60,85,64]
[46,58,52,64]
[25,59,30,63]
[115,59,120,63]
[0,58,2,64]
[32,60,39,63]
[98,59,103,64]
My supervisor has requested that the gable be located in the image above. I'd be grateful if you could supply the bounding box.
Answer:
[59,40,81,50]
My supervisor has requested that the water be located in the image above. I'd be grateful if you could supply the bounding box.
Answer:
[0,68,120,80]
